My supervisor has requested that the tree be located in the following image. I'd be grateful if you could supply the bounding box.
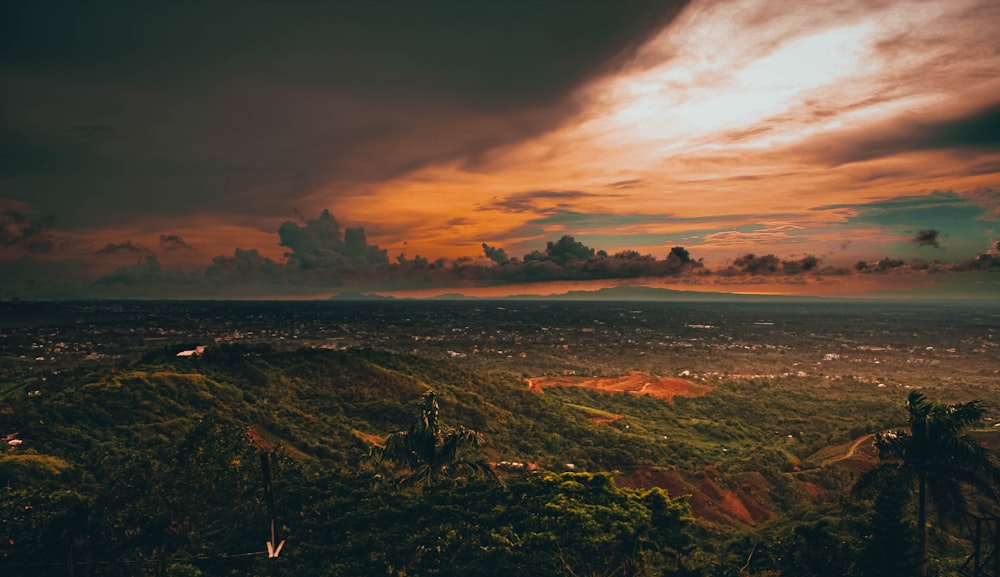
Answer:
[369,390,497,487]
[856,391,1000,576]
[507,472,693,577]
[857,469,918,577]
[290,471,694,576]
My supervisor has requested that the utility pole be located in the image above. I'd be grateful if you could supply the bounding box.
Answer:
[260,451,285,558]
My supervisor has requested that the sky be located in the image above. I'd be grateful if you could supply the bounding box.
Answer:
[2,0,999,299]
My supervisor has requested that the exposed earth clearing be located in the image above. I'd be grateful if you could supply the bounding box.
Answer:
[527,370,709,401]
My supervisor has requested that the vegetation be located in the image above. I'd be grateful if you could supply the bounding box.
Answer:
[856,391,1000,576]
[368,390,497,487]
[2,298,999,576]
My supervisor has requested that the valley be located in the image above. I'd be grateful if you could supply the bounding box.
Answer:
[1,297,999,576]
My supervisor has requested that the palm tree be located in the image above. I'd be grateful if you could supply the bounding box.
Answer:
[856,390,1000,576]
[369,390,497,487]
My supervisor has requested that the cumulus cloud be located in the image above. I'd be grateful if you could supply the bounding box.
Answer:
[855,258,906,272]
[781,255,820,274]
[278,209,388,270]
[721,253,827,276]
[667,246,693,264]
[476,235,703,285]
[525,235,596,265]
[729,253,780,274]
[1,208,997,298]
[957,253,1000,271]
[482,243,510,265]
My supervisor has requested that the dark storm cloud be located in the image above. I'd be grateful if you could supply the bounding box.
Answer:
[822,101,1000,165]
[0,0,691,227]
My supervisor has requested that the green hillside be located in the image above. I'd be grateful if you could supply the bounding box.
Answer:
[2,344,997,576]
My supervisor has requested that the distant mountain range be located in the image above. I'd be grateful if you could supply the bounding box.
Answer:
[331,285,833,302]
[498,285,831,302]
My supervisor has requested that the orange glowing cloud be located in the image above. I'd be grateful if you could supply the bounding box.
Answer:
[324,0,1000,270]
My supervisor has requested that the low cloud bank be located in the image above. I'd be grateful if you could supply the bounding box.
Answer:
[2,210,998,299]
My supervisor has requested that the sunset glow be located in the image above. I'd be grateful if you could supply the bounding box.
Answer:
[1,0,998,298]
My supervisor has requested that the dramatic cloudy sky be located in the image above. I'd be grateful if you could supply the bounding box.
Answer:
[2,0,998,298]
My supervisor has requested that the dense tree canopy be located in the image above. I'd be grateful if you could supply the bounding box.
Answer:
[857,391,1000,576]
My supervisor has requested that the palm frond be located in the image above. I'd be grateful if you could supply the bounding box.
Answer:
[853,463,914,499]
[372,389,497,488]
[874,429,910,461]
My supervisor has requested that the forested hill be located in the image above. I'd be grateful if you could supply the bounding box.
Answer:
[3,343,998,576]
[4,344,626,472]
[2,342,897,481]
[2,345,707,576]
[3,341,893,533]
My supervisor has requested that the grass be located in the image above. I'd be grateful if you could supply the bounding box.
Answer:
[563,402,620,420]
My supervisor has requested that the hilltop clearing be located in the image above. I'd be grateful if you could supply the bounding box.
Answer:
[527,370,709,401]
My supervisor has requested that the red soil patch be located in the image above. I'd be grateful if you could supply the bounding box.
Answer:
[353,429,385,446]
[247,424,275,450]
[620,466,831,527]
[800,481,823,498]
[527,371,709,401]
[589,414,623,425]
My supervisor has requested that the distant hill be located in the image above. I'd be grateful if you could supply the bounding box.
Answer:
[329,290,396,301]
[504,285,831,302]
[420,285,833,302]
